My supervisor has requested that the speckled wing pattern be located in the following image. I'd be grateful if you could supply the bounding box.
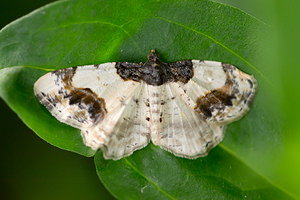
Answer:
[34,51,257,160]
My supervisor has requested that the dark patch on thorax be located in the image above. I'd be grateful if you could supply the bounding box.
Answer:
[115,50,194,86]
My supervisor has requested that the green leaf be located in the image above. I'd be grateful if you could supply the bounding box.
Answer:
[0,67,95,156]
[0,0,295,199]
[95,144,291,200]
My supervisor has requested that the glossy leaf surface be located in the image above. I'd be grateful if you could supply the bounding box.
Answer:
[0,0,294,199]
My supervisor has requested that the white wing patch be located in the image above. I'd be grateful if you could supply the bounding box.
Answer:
[34,51,257,160]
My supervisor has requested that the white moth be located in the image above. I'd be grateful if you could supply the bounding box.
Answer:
[34,50,257,160]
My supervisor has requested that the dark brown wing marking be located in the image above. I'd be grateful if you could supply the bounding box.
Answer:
[50,67,107,123]
[194,63,257,122]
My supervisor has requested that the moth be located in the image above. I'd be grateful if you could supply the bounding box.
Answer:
[34,50,257,160]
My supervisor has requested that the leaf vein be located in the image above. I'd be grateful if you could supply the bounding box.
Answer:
[154,16,270,85]
[40,20,142,55]
[218,143,296,199]
[124,158,177,200]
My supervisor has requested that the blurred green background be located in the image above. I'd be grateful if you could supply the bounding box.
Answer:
[1,0,300,199]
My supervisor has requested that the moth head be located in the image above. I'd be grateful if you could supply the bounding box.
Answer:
[147,49,160,62]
